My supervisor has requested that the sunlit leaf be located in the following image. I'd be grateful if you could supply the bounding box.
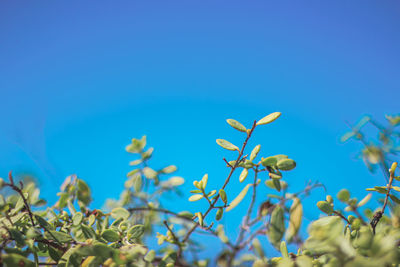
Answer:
[256,112,281,126]
[189,194,204,202]
[216,139,239,151]
[226,119,247,132]
[226,184,251,212]
[239,168,249,183]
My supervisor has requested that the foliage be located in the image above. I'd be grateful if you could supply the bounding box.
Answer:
[0,113,399,267]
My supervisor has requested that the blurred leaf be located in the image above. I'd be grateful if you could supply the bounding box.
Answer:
[189,194,204,202]
[337,189,350,202]
[239,168,249,183]
[101,229,120,242]
[128,225,145,239]
[219,189,227,204]
[317,201,333,214]
[268,205,285,247]
[226,184,251,212]
[111,207,130,220]
[286,197,303,243]
[277,159,296,171]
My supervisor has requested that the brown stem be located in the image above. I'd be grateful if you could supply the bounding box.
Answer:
[333,211,350,224]
[229,167,260,265]
[4,172,36,227]
[370,166,395,233]
[180,121,257,253]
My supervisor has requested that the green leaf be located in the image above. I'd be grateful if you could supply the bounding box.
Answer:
[337,189,351,202]
[129,159,142,166]
[178,211,194,219]
[143,167,158,179]
[357,193,372,207]
[216,139,239,151]
[285,197,303,243]
[250,145,261,161]
[226,184,251,212]
[226,119,247,132]
[196,212,204,226]
[317,201,333,214]
[128,224,145,239]
[280,241,289,258]
[269,173,282,179]
[239,168,249,183]
[261,156,278,167]
[161,165,178,174]
[276,159,296,171]
[81,224,96,239]
[77,179,92,206]
[256,112,281,126]
[3,253,35,267]
[216,207,223,221]
[46,230,73,243]
[201,174,208,189]
[366,186,388,194]
[101,229,120,242]
[268,205,285,247]
[207,190,217,198]
[390,194,400,204]
[219,189,227,204]
[9,229,25,247]
[132,174,143,192]
[265,179,283,192]
[144,250,156,262]
[168,176,185,187]
[111,207,130,220]
[189,194,204,202]
[72,212,83,226]
[340,131,356,142]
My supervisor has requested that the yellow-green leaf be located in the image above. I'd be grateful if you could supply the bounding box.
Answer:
[250,145,261,161]
[216,208,223,221]
[239,168,249,183]
[226,184,251,212]
[317,201,333,214]
[196,212,204,226]
[216,139,239,151]
[226,119,247,132]
[285,197,303,242]
[256,112,281,126]
[357,193,372,207]
[201,174,208,189]
[219,189,227,204]
[189,194,204,202]
[276,159,296,171]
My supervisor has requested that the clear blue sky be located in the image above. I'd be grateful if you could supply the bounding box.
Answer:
[1,0,399,257]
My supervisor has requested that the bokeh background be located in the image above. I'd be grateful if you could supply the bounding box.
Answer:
[1,0,399,257]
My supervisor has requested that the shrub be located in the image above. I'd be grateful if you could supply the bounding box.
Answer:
[0,113,399,267]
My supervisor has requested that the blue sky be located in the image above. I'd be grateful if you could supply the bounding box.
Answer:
[1,0,399,257]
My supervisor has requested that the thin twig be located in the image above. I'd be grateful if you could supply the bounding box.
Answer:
[370,165,395,233]
[179,121,258,254]
[333,211,350,224]
[4,171,36,227]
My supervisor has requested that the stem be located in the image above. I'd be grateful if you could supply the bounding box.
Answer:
[4,172,36,227]
[370,166,395,233]
[180,121,257,251]
[227,168,259,266]
[333,211,350,224]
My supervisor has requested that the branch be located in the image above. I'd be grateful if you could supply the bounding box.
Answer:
[4,171,36,227]
[181,121,258,247]
[370,163,396,233]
